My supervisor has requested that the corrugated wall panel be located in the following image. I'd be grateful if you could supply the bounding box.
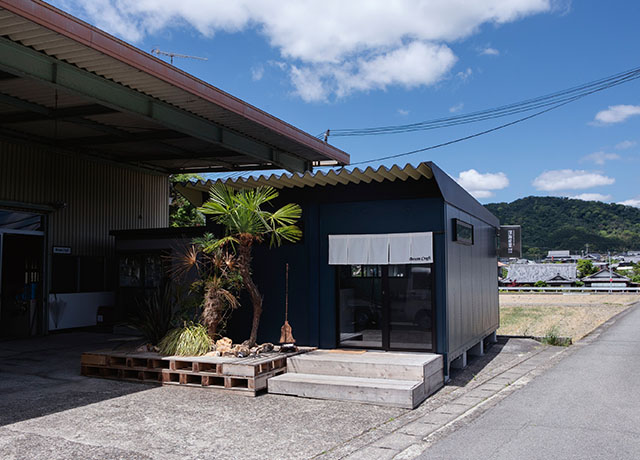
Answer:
[444,204,499,365]
[0,140,168,256]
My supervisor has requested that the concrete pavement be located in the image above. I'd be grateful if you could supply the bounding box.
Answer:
[3,302,633,460]
[416,302,640,460]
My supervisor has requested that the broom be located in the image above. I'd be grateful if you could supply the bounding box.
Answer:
[279,263,296,349]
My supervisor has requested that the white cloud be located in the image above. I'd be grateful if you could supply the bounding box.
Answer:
[619,197,640,208]
[570,193,612,202]
[593,105,640,124]
[53,0,553,101]
[580,151,620,165]
[456,169,509,199]
[615,140,637,150]
[456,67,473,82]
[449,102,464,113]
[480,47,500,56]
[251,65,264,81]
[397,109,410,116]
[532,169,615,191]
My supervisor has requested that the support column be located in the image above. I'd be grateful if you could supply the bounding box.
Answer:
[468,340,484,357]
[450,351,467,370]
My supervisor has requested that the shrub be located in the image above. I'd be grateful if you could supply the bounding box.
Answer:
[128,284,178,345]
[158,322,212,356]
[542,326,571,346]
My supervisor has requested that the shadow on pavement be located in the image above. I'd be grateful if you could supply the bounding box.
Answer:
[446,336,541,387]
[0,331,153,426]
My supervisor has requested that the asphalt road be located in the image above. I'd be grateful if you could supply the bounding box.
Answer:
[420,303,640,460]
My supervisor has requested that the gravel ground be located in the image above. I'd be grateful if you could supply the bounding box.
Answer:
[498,293,638,340]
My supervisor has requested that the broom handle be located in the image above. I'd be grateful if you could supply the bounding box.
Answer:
[285,263,289,321]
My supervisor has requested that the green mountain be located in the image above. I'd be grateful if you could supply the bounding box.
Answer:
[485,196,640,258]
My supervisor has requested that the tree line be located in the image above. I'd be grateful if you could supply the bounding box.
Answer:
[485,196,640,258]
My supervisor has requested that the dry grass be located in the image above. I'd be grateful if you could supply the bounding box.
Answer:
[498,294,639,341]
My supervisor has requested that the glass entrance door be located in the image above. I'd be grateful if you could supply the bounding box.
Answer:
[388,265,433,350]
[338,264,433,351]
[337,265,383,348]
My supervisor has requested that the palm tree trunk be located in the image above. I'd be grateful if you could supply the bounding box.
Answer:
[238,238,262,347]
[202,281,222,338]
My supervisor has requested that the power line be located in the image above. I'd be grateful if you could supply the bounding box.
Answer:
[317,65,640,139]
[347,71,640,166]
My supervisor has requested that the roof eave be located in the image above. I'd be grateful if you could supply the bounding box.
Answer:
[0,0,350,166]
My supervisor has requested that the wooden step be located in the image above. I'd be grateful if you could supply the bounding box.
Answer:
[287,350,442,381]
[268,373,427,409]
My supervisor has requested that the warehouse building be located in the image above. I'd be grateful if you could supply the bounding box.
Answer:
[0,0,347,339]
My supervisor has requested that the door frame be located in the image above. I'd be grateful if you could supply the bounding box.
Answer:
[0,218,47,337]
[335,263,436,352]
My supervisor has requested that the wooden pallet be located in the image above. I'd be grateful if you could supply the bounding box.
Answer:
[80,348,312,396]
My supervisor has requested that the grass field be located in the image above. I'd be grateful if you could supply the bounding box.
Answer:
[498,294,639,342]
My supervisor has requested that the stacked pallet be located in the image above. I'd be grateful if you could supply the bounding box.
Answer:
[81,349,309,396]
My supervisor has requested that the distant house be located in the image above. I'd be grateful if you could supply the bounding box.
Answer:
[581,269,632,288]
[545,273,575,288]
[544,250,574,262]
[504,263,577,286]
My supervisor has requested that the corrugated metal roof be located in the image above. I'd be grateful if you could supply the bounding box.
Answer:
[0,0,350,172]
[178,160,501,228]
[184,162,434,192]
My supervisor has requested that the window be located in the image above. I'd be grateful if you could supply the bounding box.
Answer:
[51,254,111,293]
[453,219,474,245]
[0,209,43,231]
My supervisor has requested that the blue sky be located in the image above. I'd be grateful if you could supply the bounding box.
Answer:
[48,1,640,206]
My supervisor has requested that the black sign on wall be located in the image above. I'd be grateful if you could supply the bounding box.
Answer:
[499,225,521,258]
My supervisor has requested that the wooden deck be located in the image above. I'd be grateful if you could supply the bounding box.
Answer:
[80,347,314,396]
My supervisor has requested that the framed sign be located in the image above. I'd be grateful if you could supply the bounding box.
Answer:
[499,225,521,258]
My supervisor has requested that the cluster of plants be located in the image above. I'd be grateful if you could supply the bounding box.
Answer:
[577,259,597,278]
[131,183,302,356]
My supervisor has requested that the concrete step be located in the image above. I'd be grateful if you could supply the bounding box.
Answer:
[287,350,442,382]
[268,373,426,409]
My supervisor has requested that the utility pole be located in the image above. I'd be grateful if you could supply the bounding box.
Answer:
[151,48,208,65]
[608,250,612,293]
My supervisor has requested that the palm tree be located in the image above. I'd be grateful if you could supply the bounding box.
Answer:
[198,183,302,347]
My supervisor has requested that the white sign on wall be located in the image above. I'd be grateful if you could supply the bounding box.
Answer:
[328,232,433,265]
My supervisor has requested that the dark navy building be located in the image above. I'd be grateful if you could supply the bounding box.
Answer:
[179,162,500,375]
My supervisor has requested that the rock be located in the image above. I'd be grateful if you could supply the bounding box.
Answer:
[231,345,251,357]
[135,343,153,352]
[253,343,274,354]
[215,337,233,355]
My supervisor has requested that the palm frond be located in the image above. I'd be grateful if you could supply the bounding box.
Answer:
[268,203,302,226]
[200,235,238,254]
[270,224,303,247]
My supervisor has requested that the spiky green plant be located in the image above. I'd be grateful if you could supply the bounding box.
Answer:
[128,284,179,345]
[158,322,212,356]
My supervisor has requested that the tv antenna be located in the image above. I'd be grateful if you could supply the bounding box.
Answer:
[151,48,208,65]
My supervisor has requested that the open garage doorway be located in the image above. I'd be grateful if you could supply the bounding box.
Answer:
[0,210,45,339]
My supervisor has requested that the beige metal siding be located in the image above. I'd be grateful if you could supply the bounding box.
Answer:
[0,140,169,256]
